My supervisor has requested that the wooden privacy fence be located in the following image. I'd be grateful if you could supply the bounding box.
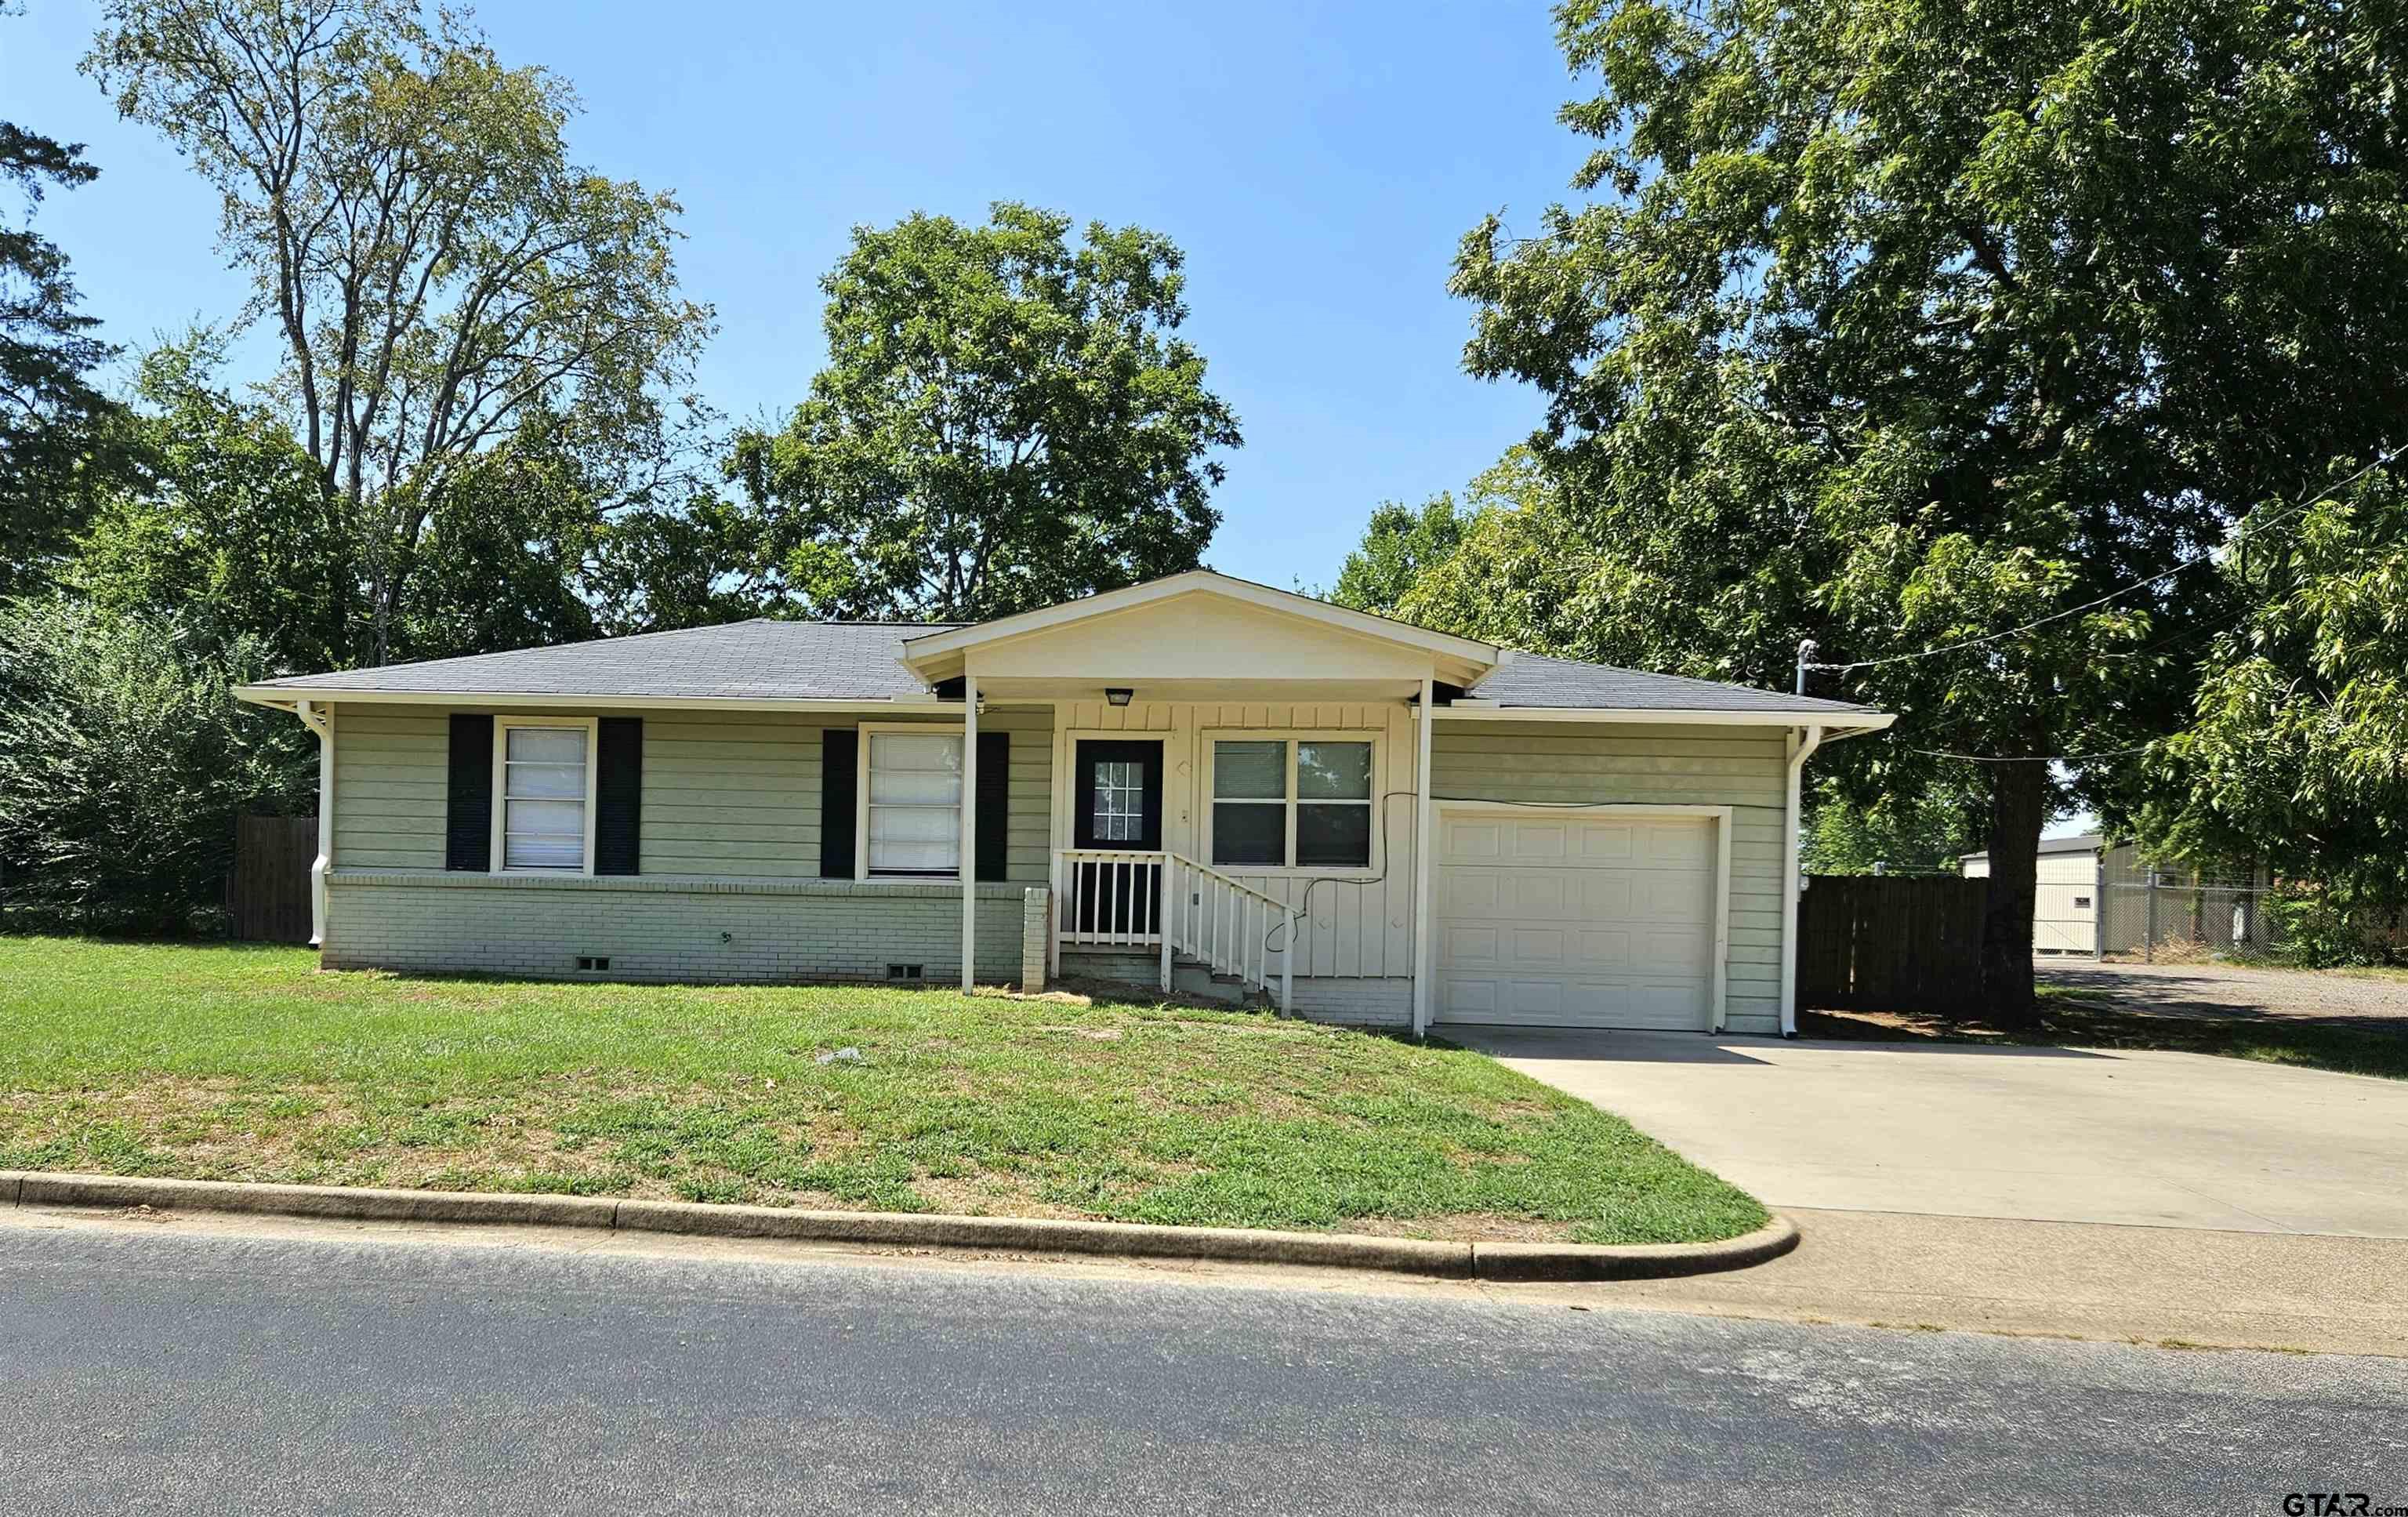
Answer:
[228,815,317,944]
[1797,875,1987,1013]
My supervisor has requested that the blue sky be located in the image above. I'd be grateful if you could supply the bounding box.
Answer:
[3,0,1580,590]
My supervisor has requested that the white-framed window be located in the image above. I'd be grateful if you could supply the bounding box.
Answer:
[1205,734,1376,871]
[491,717,597,873]
[858,724,964,879]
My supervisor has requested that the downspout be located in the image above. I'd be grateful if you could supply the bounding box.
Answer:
[960,670,979,993]
[1411,675,1436,1038]
[294,700,335,950]
[1779,723,1823,1037]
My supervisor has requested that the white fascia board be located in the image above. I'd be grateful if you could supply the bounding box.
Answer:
[1431,706,1894,730]
[231,686,953,715]
[898,571,1503,670]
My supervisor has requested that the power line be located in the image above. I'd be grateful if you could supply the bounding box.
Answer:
[1804,443,2404,678]
[1894,741,2158,764]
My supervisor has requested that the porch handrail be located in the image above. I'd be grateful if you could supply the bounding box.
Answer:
[1053,847,1302,1014]
[1161,852,1290,914]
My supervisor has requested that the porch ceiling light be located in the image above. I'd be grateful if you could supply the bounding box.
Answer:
[1104,688,1134,706]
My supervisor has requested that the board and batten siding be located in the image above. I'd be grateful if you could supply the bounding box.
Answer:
[1052,699,1420,979]
[1430,720,1791,1035]
[328,701,1054,884]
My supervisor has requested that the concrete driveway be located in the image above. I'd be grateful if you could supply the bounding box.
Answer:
[1449,1028,2408,1237]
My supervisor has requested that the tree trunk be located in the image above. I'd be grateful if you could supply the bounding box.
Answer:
[1978,758,2047,1027]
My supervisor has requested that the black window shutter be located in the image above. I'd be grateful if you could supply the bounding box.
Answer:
[595,717,643,876]
[820,728,858,878]
[975,731,1010,882]
[445,714,494,871]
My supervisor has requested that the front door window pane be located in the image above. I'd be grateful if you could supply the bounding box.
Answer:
[1093,759,1145,843]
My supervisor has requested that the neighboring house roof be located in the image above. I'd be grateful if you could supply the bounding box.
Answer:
[1960,833,2103,865]
[238,570,1884,721]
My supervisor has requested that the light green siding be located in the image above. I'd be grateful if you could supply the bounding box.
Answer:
[1431,721,1790,1035]
[331,706,448,869]
[328,702,1054,884]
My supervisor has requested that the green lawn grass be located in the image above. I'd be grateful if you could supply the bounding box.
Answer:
[0,936,1767,1246]
[1802,986,2408,1080]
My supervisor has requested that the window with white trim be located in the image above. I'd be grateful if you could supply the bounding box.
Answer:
[494,719,595,873]
[1209,738,1374,869]
[861,728,963,877]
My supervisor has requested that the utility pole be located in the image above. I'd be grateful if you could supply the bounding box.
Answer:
[1796,639,1818,697]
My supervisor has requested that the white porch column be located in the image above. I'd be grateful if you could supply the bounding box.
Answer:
[1778,724,1823,1036]
[1412,675,1436,1037]
[960,670,979,993]
[298,700,335,949]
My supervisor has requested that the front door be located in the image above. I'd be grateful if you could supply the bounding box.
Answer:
[1072,740,1164,935]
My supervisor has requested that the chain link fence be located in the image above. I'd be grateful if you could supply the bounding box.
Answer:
[2102,877,2277,960]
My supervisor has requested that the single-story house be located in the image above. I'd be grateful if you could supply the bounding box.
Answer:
[235,571,1890,1037]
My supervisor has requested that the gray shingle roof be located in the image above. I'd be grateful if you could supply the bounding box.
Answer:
[252,617,1877,716]
[1472,651,1871,715]
[255,621,961,701]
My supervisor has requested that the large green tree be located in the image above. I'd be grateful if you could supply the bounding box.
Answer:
[731,202,1241,622]
[88,0,713,664]
[1439,0,2408,1018]
[2,5,123,596]
[2133,462,2408,910]
[74,340,354,672]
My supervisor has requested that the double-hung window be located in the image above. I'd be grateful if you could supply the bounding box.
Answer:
[1209,737,1374,870]
[861,728,963,877]
[493,718,596,873]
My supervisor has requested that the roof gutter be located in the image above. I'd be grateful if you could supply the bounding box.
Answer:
[233,688,959,715]
[1434,706,1895,730]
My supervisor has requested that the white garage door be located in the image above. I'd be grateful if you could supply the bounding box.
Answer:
[1434,811,1718,1031]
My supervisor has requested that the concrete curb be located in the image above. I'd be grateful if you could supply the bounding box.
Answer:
[0,1170,1797,1281]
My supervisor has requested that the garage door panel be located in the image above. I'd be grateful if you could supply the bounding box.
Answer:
[1574,873,1634,917]
[1570,927,1632,971]
[1436,812,1718,1032]
[1437,973,1708,1032]
[1444,924,1501,966]
[1574,822,1634,862]
[1625,869,1710,922]
[1513,871,1569,916]
[1445,818,1504,861]
[1643,824,1713,867]
[1510,822,1569,861]
[1635,927,1709,974]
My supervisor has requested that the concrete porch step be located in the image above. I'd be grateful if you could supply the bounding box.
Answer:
[1060,947,1273,1007]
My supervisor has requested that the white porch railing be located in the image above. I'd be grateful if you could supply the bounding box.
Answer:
[1052,849,1300,1013]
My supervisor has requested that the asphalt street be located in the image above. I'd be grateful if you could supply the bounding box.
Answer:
[1,1220,2401,1515]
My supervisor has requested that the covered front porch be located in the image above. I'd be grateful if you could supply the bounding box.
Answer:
[895,574,1507,1033]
